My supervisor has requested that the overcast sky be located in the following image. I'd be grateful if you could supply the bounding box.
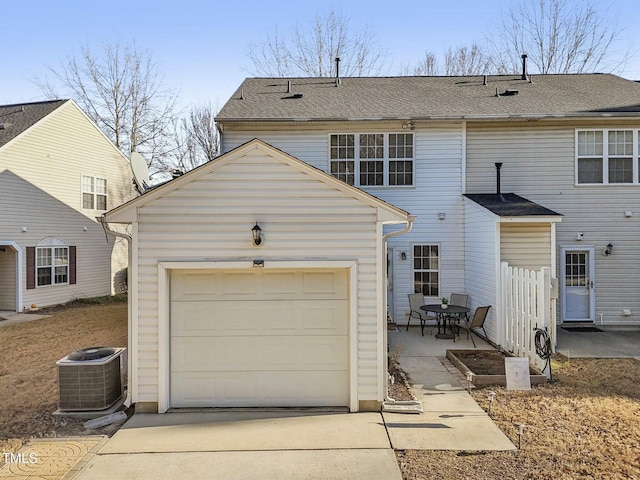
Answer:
[3,0,639,109]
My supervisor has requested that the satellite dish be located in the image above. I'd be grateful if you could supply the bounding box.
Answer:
[130,151,150,193]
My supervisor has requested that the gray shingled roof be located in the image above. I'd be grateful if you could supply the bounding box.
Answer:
[464,194,562,217]
[0,100,68,148]
[216,74,640,122]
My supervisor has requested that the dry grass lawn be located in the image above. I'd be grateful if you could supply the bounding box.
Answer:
[397,356,640,480]
[0,299,127,457]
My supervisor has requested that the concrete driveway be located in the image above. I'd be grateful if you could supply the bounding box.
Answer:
[72,410,402,480]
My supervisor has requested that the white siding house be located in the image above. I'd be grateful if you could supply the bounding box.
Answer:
[0,100,135,312]
[105,140,412,412]
[215,74,640,350]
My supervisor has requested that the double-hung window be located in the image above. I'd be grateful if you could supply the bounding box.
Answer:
[576,129,638,184]
[330,133,414,187]
[82,175,108,210]
[413,245,439,297]
[36,245,69,287]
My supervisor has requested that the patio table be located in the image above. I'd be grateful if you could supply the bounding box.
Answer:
[421,304,470,340]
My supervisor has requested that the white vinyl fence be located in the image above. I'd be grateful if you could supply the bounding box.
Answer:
[500,262,556,375]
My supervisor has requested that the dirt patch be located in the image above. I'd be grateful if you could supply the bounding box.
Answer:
[397,356,640,479]
[0,301,128,459]
[454,350,539,375]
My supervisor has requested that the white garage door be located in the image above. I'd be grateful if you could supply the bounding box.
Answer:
[170,268,350,408]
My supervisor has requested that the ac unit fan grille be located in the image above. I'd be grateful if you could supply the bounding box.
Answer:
[57,348,124,411]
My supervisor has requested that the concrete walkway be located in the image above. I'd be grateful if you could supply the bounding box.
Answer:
[556,326,640,359]
[0,310,51,327]
[72,411,402,480]
[384,326,516,451]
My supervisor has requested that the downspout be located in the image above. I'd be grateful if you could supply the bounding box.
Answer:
[382,215,416,403]
[99,216,133,408]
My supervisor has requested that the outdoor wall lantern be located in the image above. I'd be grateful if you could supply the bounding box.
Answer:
[604,243,613,256]
[252,222,264,247]
[401,252,407,261]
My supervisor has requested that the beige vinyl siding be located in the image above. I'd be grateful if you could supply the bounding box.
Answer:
[222,122,467,323]
[467,122,640,325]
[0,101,135,307]
[133,150,382,404]
[0,101,133,215]
[500,224,552,270]
[463,199,499,341]
[0,170,115,308]
[0,248,16,310]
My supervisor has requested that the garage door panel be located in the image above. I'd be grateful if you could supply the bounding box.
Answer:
[171,371,349,407]
[170,268,349,408]
[171,335,347,372]
[171,269,348,302]
[171,301,348,336]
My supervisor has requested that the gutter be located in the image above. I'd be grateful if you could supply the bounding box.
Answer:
[215,112,640,124]
[99,216,133,408]
[382,215,416,407]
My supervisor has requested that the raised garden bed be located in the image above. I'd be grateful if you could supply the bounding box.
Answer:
[446,349,547,386]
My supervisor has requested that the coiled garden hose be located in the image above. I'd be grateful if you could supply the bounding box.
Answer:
[534,327,553,380]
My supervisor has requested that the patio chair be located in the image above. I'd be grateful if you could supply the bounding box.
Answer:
[433,292,469,335]
[457,305,491,348]
[407,293,436,336]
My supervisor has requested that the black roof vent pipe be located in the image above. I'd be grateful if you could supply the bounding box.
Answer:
[495,162,506,201]
[335,57,341,86]
[521,54,528,81]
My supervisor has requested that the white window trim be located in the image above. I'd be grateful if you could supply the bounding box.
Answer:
[575,129,639,185]
[328,133,416,187]
[412,242,441,299]
[82,175,108,210]
[35,238,69,287]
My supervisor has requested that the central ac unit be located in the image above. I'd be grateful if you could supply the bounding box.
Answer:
[57,347,125,412]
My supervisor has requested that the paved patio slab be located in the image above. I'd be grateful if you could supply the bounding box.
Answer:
[73,449,403,480]
[100,411,390,454]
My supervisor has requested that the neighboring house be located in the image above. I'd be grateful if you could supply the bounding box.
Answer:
[215,73,640,341]
[0,100,135,312]
[104,139,412,412]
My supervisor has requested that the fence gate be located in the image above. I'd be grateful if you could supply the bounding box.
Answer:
[500,262,555,375]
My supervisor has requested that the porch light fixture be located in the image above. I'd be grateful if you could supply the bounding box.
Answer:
[401,252,407,261]
[252,222,264,247]
[604,243,613,256]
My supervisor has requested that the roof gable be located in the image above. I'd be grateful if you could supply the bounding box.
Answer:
[216,74,640,122]
[106,139,410,223]
[0,100,68,150]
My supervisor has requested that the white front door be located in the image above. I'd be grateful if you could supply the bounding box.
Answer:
[561,247,595,322]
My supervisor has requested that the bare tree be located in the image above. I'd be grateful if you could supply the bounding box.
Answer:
[486,0,626,74]
[406,44,490,76]
[443,44,492,76]
[411,52,439,76]
[170,104,219,174]
[37,43,178,178]
[247,9,387,77]
[188,104,219,164]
